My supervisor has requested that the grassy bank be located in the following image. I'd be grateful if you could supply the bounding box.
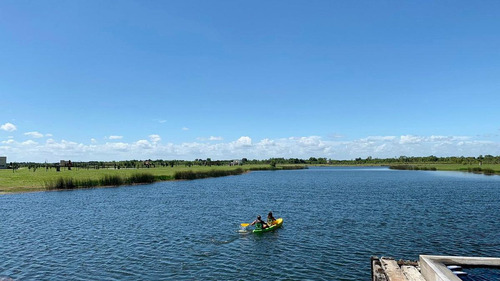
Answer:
[389,163,500,175]
[0,164,307,193]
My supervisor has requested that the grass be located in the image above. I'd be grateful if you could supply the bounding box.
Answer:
[389,165,437,171]
[389,163,500,175]
[44,173,157,190]
[0,164,306,193]
[174,168,245,180]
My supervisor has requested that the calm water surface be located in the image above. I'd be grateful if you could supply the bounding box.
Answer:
[1,167,499,280]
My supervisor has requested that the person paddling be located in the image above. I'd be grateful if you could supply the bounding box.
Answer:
[250,215,268,230]
[267,211,276,225]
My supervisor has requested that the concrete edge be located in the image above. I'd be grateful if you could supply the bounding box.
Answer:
[420,255,500,281]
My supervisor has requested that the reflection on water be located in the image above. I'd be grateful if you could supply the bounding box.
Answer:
[1,167,499,280]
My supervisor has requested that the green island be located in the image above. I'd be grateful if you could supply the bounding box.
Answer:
[1,156,499,194]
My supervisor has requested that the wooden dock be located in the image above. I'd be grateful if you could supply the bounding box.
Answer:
[371,256,426,281]
[372,255,500,281]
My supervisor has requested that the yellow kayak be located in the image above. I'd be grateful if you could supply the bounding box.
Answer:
[252,218,283,234]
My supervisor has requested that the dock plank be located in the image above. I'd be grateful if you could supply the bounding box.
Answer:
[381,259,409,281]
[401,266,426,281]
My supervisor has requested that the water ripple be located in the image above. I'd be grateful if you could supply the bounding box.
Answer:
[1,168,499,280]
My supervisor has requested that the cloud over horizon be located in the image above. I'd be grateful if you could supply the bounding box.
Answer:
[1,134,499,162]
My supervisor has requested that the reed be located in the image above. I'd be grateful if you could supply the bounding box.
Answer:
[154,175,174,181]
[100,175,124,186]
[482,168,495,175]
[45,177,76,190]
[389,165,416,170]
[174,168,245,180]
[467,167,496,175]
[389,165,436,171]
[248,165,307,171]
[280,165,308,170]
[45,173,160,190]
[74,178,100,188]
[126,173,156,184]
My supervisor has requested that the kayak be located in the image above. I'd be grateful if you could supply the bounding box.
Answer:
[252,218,283,234]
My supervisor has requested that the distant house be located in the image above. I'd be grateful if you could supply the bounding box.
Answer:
[60,160,73,167]
[0,156,6,169]
[230,160,242,166]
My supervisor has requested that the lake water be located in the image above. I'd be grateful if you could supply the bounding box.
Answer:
[1,167,499,280]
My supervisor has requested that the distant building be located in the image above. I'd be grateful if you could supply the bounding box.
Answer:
[230,160,242,166]
[59,160,73,167]
[0,156,6,169]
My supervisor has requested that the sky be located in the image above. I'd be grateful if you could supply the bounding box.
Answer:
[1,0,499,162]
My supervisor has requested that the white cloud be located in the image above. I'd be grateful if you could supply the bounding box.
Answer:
[91,138,98,144]
[22,140,38,146]
[182,127,189,131]
[105,142,129,151]
[2,134,500,162]
[197,136,224,141]
[234,136,252,147]
[24,131,44,138]
[296,136,322,147]
[108,135,123,140]
[400,135,424,144]
[258,138,275,146]
[149,134,161,143]
[361,136,397,142]
[45,133,53,137]
[1,123,17,132]
[136,140,152,149]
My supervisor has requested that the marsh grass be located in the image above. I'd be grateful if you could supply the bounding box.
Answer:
[45,173,159,190]
[174,168,245,180]
[248,165,307,171]
[101,175,124,186]
[154,175,174,181]
[465,167,496,175]
[389,165,437,171]
[127,173,156,184]
[391,164,499,175]
[1,166,245,192]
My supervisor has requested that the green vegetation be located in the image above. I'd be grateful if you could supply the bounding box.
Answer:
[174,168,245,180]
[0,163,306,193]
[44,172,157,190]
[389,165,437,171]
[2,155,499,194]
[389,163,500,175]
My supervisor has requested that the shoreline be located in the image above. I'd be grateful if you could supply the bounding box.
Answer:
[0,165,306,194]
[2,163,499,194]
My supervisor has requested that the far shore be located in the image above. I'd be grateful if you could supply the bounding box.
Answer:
[1,163,498,194]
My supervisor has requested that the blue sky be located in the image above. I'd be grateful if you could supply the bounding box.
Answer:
[1,1,499,161]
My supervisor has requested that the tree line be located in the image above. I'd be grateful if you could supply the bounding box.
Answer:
[6,155,500,171]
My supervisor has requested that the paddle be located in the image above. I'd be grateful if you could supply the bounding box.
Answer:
[240,223,250,227]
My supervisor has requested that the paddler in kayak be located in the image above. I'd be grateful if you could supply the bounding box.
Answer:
[250,215,269,229]
[267,212,276,225]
